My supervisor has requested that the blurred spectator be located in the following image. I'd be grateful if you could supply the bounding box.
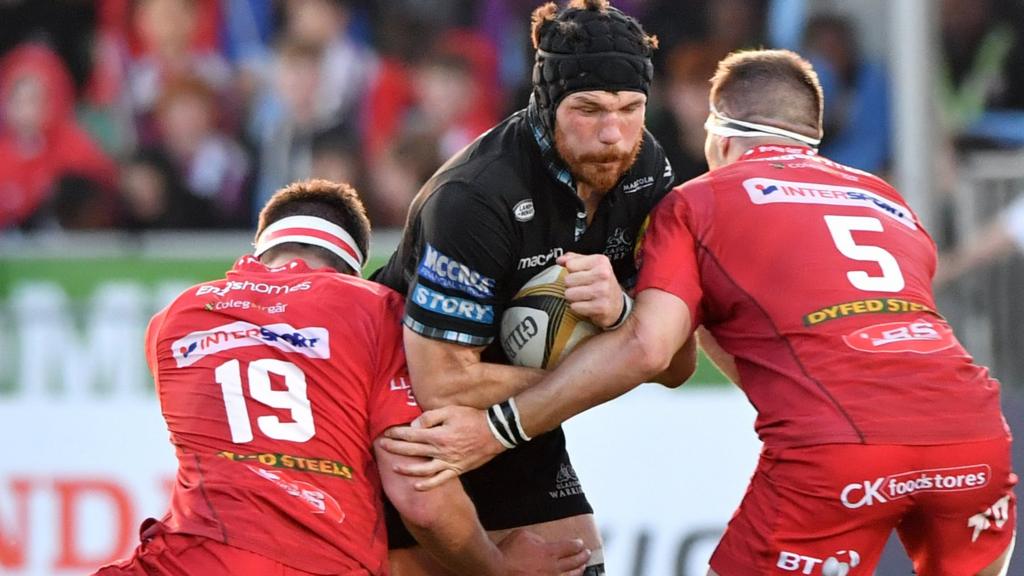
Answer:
[803,13,891,173]
[939,0,1024,147]
[364,30,499,163]
[648,43,723,183]
[310,128,364,186]
[155,76,250,226]
[118,148,216,229]
[248,38,324,217]
[644,0,767,73]
[368,130,442,227]
[49,174,117,230]
[282,0,376,133]
[935,194,1024,287]
[129,0,233,144]
[0,43,117,230]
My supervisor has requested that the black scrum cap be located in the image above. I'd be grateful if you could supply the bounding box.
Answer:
[531,0,655,131]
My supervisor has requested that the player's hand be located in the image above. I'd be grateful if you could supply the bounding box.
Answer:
[498,529,590,576]
[380,406,506,490]
[557,252,624,328]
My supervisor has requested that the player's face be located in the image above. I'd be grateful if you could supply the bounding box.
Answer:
[554,90,646,193]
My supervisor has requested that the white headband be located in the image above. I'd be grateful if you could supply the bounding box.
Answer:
[255,215,364,276]
[705,104,821,148]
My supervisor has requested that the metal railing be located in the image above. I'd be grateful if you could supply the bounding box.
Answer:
[939,150,1024,388]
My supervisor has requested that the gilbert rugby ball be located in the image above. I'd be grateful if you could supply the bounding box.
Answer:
[500,265,599,368]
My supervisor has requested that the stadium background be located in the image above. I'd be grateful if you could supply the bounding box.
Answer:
[1,0,1022,574]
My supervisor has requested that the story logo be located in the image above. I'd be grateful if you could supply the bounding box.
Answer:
[171,321,330,367]
[840,465,990,509]
[412,284,493,324]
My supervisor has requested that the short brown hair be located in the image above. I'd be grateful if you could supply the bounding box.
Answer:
[709,49,823,140]
[255,179,371,273]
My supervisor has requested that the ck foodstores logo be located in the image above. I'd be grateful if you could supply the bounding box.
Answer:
[777,549,860,575]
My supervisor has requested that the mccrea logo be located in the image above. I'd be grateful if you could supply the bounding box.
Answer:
[171,321,330,367]
[417,244,496,299]
[840,464,990,509]
[742,177,917,229]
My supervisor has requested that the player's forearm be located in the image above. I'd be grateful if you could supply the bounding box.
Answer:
[403,482,505,575]
[515,290,691,437]
[516,315,666,437]
[414,361,546,410]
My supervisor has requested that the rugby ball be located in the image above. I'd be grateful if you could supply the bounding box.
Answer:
[500,265,599,369]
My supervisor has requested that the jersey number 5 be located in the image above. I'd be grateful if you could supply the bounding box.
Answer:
[215,358,316,443]
[824,215,906,293]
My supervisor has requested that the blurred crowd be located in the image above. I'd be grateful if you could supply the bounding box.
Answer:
[0,0,1022,233]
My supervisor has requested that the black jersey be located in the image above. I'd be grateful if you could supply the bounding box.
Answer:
[374,103,677,539]
[375,106,677,347]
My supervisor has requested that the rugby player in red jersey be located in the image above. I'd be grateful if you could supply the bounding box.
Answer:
[383,51,1017,575]
[93,180,589,576]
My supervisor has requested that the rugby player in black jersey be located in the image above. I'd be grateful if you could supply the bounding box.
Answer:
[373,2,696,574]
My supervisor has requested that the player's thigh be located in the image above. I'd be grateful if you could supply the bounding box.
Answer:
[896,436,1016,576]
[709,444,904,576]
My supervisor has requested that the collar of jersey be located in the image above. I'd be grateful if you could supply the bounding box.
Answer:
[740,145,819,162]
[526,99,578,194]
[230,255,338,275]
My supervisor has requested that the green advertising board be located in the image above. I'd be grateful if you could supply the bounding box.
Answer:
[0,233,727,399]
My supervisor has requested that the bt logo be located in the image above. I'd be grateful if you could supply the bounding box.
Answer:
[777,549,860,575]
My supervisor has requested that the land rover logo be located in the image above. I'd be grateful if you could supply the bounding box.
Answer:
[513,199,535,222]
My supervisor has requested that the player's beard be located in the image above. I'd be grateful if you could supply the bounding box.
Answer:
[555,127,643,193]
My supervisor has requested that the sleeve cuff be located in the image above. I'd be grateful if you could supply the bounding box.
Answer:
[403,316,494,347]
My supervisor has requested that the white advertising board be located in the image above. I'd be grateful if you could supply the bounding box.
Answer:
[0,386,759,576]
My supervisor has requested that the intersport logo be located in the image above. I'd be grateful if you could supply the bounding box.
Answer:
[840,465,990,509]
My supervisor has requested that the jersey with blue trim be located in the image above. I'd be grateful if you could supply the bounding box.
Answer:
[637,145,1008,448]
[373,107,678,348]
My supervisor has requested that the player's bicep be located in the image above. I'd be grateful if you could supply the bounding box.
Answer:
[403,326,487,409]
[636,190,703,324]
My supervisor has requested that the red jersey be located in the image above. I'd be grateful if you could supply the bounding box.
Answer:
[146,256,421,575]
[637,145,1008,448]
